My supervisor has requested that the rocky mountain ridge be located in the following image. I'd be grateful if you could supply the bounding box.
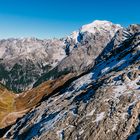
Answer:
[0,20,121,93]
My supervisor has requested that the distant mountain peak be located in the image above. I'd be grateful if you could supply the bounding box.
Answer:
[80,20,122,36]
[69,20,122,43]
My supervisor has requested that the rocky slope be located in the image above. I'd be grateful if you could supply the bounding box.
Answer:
[0,21,140,140]
[0,38,67,92]
[0,73,76,130]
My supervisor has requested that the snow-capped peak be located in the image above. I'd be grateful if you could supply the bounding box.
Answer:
[80,20,122,37]
[69,20,122,43]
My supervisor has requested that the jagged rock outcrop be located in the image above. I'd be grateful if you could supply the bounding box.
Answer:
[0,21,140,140]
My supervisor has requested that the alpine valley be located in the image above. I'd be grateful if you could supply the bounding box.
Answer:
[0,20,140,140]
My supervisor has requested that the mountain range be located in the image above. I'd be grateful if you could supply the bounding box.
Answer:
[0,20,140,140]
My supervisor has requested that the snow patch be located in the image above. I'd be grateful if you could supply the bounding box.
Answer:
[93,112,105,124]
[86,109,95,117]
[101,67,110,74]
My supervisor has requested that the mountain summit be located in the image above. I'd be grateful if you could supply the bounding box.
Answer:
[70,20,121,42]
[0,20,140,140]
[81,20,121,35]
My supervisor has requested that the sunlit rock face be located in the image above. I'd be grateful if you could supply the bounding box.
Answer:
[0,21,140,140]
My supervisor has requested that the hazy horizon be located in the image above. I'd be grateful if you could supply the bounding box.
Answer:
[0,0,139,39]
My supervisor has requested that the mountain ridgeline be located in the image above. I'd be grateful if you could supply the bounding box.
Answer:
[0,20,121,93]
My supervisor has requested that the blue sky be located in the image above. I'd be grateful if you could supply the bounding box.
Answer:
[0,0,139,39]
